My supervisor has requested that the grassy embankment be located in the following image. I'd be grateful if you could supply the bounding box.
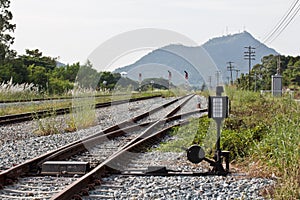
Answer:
[225,88,299,199]
[157,88,299,199]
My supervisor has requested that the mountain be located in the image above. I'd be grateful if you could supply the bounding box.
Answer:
[202,31,278,76]
[56,61,66,67]
[114,31,278,87]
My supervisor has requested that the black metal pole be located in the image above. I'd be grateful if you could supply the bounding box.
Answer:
[216,119,221,162]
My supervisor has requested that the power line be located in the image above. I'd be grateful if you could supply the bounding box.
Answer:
[208,76,212,89]
[235,69,240,80]
[262,0,299,43]
[244,46,255,90]
[268,3,300,44]
[215,71,221,86]
[262,0,300,45]
[227,61,234,85]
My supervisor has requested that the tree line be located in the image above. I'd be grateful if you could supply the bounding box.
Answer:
[0,48,141,94]
[236,55,300,91]
[1,0,299,94]
[0,1,172,95]
[0,1,135,94]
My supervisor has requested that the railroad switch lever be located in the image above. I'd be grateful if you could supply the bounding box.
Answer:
[187,86,230,175]
[186,145,230,175]
[213,150,230,173]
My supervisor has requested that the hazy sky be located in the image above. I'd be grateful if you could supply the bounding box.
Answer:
[10,0,300,69]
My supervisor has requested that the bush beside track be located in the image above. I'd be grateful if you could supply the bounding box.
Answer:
[215,88,299,199]
[163,88,299,199]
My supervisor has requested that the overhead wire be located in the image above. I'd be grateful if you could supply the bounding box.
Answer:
[257,0,300,48]
[261,0,299,44]
[268,2,300,44]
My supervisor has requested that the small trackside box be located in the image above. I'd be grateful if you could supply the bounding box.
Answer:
[41,161,90,175]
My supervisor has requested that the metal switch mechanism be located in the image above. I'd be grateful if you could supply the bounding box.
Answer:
[41,161,90,176]
[187,145,205,164]
[186,86,230,175]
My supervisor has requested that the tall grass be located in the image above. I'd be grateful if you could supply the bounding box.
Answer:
[222,87,300,199]
[34,111,61,136]
[0,81,41,101]
[251,99,300,199]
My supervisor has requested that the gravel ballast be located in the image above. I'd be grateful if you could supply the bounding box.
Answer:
[95,175,274,200]
[0,97,170,170]
[0,95,275,199]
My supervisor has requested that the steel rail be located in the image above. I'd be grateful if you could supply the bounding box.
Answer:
[0,95,186,186]
[120,94,195,150]
[36,94,193,166]
[0,94,161,125]
[0,92,152,103]
[37,107,207,167]
[0,94,201,200]
[52,113,207,200]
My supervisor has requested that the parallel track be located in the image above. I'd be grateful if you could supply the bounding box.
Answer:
[0,95,161,125]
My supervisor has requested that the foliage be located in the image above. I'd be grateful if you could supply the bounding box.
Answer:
[140,78,170,91]
[0,0,16,64]
[251,99,300,199]
[154,118,202,152]
[76,60,99,89]
[236,54,300,92]
[34,110,61,136]
[222,88,299,199]
[0,49,133,95]
[48,77,73,94]
[0,81,39,103]
[192,116,210,145]
[20,49,56,71]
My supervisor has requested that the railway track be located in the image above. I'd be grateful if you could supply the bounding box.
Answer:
[0,94,161,125]
[0,92,139,104]
[0,94,207,199]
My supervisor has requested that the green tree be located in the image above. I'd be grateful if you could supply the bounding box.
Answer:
[0,62,12,82]
[98,71,121,90]
[48,77,73,94]
[284,60,300,86]
[28,65,48,91]
[76,61,99,89]
[52,63,80,82]
[20,49,56,71]
[0,0,16,64]
[64,63,80,82]
[237,55,300,90]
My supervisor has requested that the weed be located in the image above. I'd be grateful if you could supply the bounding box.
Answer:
[34,110,61,136]
[154,118,204,152]
[222,89,299,199]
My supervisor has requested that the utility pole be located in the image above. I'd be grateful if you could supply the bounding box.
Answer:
[244,46,255,90]
[277,55,281,75]
[227,61,234,85]
[167,70,172,90]
[138,73,142,92]
[208,76,212,89]
[215,71,221,86]
[235,69,240,80]
[184,70,188,90]
[254,71,257,92]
